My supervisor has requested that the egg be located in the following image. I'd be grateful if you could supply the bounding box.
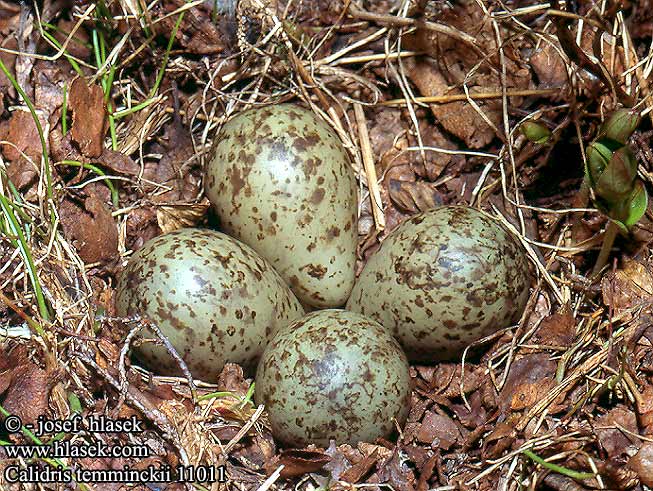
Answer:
[205,103,358,308]
[255,309,411,447]
[346,206,531,362]
[115,228,304,380]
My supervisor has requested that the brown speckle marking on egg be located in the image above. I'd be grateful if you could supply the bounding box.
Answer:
[115,228,305,380]
[205,103,357,308]
[255,309,411,447]
[346,206,532,362]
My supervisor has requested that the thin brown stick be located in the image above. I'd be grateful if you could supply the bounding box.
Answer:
[382,88,563,106]
[353,103,385,231]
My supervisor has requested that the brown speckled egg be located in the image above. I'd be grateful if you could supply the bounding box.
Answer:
[205,103,358,309]
[255,309,411,447]
[115,228,304,380]
[346,206,531,362]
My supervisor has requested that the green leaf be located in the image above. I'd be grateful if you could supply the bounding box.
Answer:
[595,146,638,203]
[68,392,83,414]
[520,121,551,144]
[586,141,613,185]
[601,109,641,145]
[624,181,648,228]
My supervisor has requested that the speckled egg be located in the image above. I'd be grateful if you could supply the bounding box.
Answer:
[205,103,358,308]
[346,206,531,362]
[255,309,411,447]
[115,228,305,380]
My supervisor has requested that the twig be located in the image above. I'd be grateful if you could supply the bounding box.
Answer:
[353,103,385,231]
[382,88,562,106]
[549,0,634,106]
[72,349,191,466]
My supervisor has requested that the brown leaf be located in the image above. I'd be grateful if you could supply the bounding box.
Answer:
[499,353,556,414]
[3,363,51,426]
[340,448,379,483]
[532,310,576,347]
[59,194,118,265]
[629,443,653,487]
[595,406,639,458]
[416,411,461,450]
[404,58,499,148]
[387,179,443,214]
[602,259,653,321]
[54,19,91,60]
[323,441,353,481]
[415,454,438,491]
[156,201,210,234]
[0,110,46,193]
[481,421,516,460]
[266,449,331,478]
[377,448,416,491]
[69,78,108,158]
[216,363,251,396]
[529,43,568,90]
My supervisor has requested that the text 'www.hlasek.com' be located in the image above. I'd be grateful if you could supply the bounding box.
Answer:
[2,414,226,484]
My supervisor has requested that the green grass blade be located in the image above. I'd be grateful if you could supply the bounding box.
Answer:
[57,160,119,207]
[522,449,595,481]
[0,58,55,223]
[0,190,50,326]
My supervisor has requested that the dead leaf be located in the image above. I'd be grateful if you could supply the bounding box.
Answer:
[637,384,653,433]
[323,441,353,481]
[532,310,576,347]
[629,443,653,487]
[156,200,210,234]
[54,19,91,60]
[377,448,416,491]
[340,448,379,483]
[499,353,557,414]
[404,57,500,149]
[0,110,47,193]
[387,179,443,214]
[529,43,568,89]
[3,363,52,426]
[481,421,516,460]
[69,78,107,158]
[595,406,639,458]
[216,363,251,396]
[602,259,653,321]
[416,411,461,450]
[59,194,118,265]
[265,449,330,478]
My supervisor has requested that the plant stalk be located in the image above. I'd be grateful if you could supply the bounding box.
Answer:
[592,220,619,277]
